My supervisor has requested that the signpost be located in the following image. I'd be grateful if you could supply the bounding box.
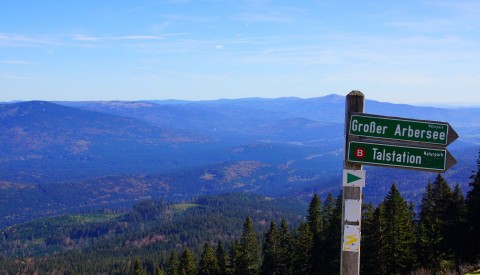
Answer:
[349,114,458,145]
[339,91,458,275]
[341,91,364,275]
[348,141,456,172]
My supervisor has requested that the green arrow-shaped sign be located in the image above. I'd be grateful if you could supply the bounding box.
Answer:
[349,114,458,146]
[347,141,457,172]
[343,170,365,187]
[347,173,362,184]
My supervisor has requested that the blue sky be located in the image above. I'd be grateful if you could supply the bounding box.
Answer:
[1,0,480,106]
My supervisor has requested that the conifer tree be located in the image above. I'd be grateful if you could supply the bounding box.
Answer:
[307,194,322,235]
[369,204,387,275]
[216,241,228,275]
[381,184,416,274]
[359,202,376,274]
[321,191,342,274]
[229,240,240,275]
[261,221,280,275]
[417,181,436,269]
[418,175,455,271]
[180,248,196,275]
[321,193,335,231]
[167,250,180,275]
[433,174,454,257]
[278,219,293,275]
[293,222,313,275]
[133,258,145,275]
[307,194,322,274]
[466,149,480,262]
[199,242,219,275]
[155,267,165,275]
[449,184,467,269]
[237,217,261,275]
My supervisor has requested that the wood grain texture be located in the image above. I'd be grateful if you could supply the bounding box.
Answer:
[341,91,364,275]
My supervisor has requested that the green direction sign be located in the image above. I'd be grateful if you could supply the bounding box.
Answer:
[349,114,457,145]
[347,141,456,172]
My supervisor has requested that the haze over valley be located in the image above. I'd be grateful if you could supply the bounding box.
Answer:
[1,94,479,227]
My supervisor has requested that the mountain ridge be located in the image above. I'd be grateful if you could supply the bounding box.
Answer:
[1,95,479,228]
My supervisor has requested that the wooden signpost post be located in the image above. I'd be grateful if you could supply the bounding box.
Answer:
[340,91,458,275]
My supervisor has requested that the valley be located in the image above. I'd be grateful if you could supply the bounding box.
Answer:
[0,95,479,228]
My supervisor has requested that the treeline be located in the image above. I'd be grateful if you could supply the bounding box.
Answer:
[133,154,480,275]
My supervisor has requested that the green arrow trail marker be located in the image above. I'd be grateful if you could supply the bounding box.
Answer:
[348,173,362,184]
[342,169,365,187]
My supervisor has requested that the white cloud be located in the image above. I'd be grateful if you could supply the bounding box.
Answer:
[117,35,174,40]
[164,0,190,4]
[432,0,480,17]
[158,13,214,23]
[0,60,31,65]
[389,19,455,33]
[0,33,56,47]
[72,33,186,42]
[397,1,480,33]
[0,74,39,81]
[233,12,294,23]
[72,34,100,41]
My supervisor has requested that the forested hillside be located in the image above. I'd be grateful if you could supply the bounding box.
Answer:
[1,151,480,274]
[1,97,480,228]
[1,96,480,274]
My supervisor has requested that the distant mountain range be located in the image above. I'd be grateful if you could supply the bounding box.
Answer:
[1,95,479,227]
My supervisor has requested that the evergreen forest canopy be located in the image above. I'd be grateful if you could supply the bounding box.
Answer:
[1,151,480,274]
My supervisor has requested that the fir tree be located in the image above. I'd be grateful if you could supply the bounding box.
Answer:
[199,242,219,275]
[433,174,454,258]
[321,191,342,275]
[370,204,387,275]
[167,250,180,275]
[261,221,280,275]
[229,240,240,275]
[277,219,294,275]
[418,175,455,272]
[133,258,145,275]
[466,149,480,262]
[449,184,467,270]
[417,181,436,269]
[293,222,313,275]
[155,267,165,275]
[307,194,322,235]
[216,241,228,275]
[382,184,416,274]
[360,202,376,274]
[180,249,196,275]
[321,193,335,232]
[237,217,261,275]
[307,194,322,274]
